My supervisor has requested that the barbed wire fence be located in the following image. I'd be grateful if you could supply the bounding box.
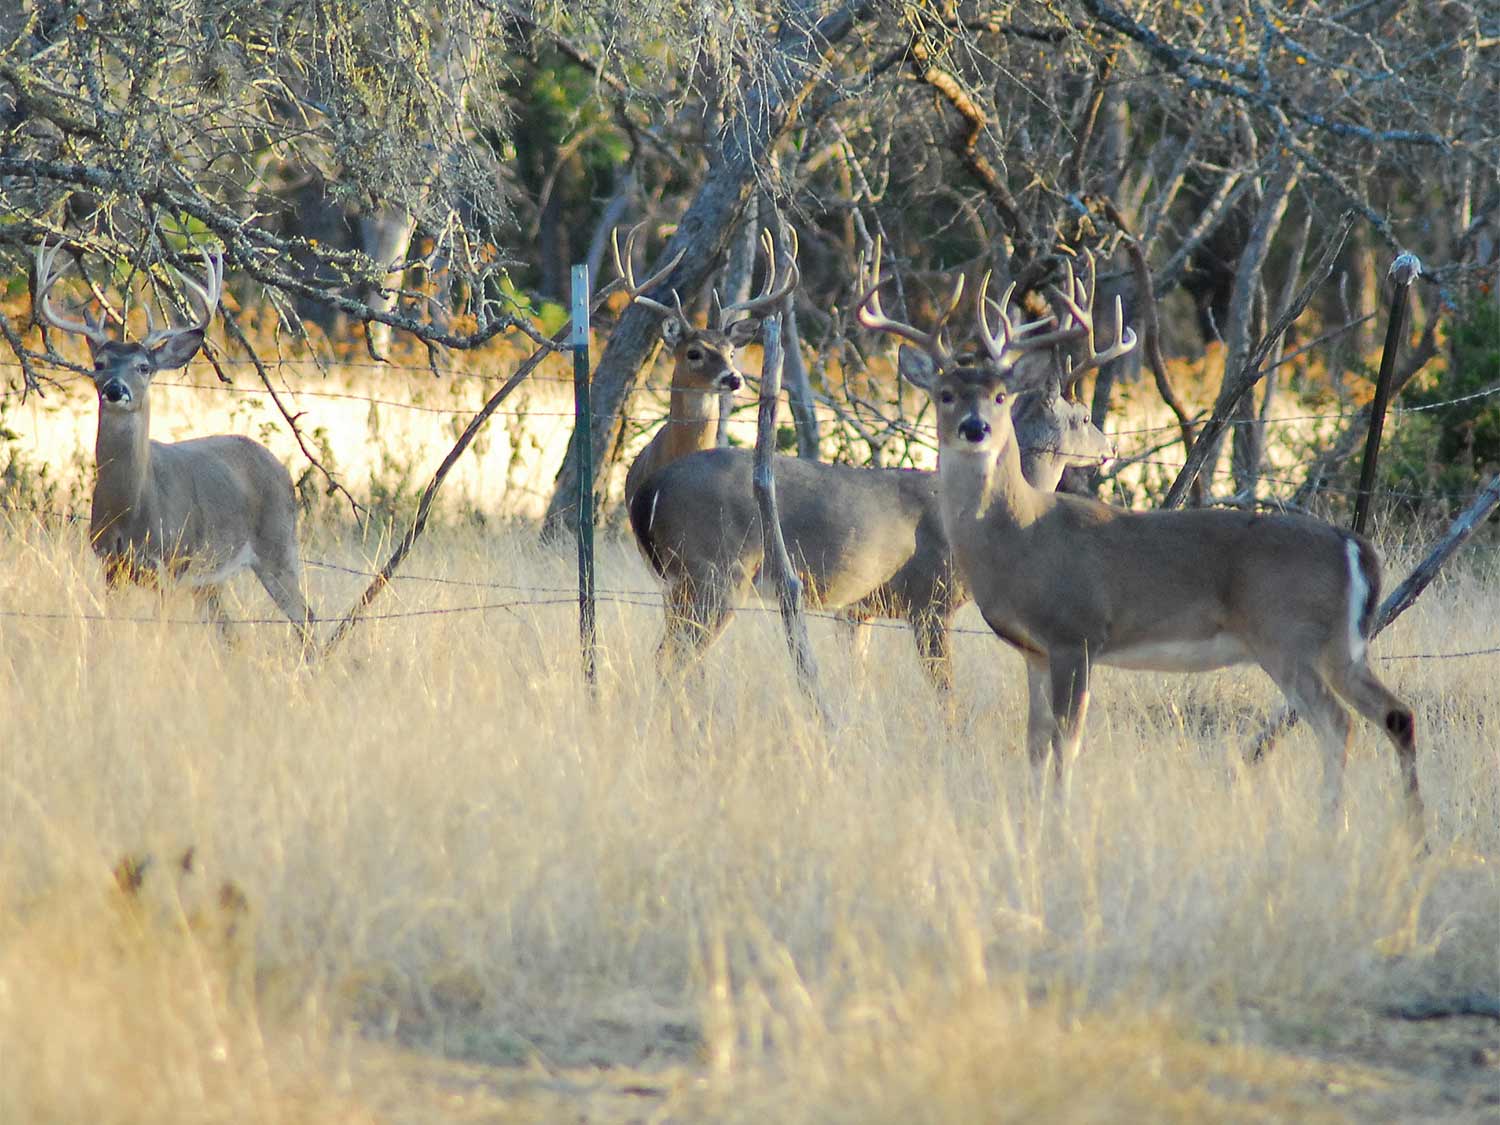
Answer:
[2,308,1497,668]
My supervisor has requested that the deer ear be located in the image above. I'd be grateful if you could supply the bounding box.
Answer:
[726,317,760,347]
[149,328,205,371]
[897,344,937,391]
[660,317,688,349]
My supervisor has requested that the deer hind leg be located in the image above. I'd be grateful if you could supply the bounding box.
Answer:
[1266,662,1351,824]
[1330,661,1423,833]
[838,612,873,685]
[253,556,316,653]
[659,574,737,677]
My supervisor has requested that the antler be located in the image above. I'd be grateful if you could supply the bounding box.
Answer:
[1045,251,1138,393]
[33,240,113,348]
[974,272,1078,362]
[856,235,962,370]
[611,223,689,321]
[714,227,800,330]
[141,252,224,349]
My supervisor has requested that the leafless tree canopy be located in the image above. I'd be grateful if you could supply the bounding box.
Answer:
[2,1,1496,518]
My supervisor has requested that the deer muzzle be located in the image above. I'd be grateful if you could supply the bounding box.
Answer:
[717,372,743,392]
[957,416,991,445]
[100,380,133,405]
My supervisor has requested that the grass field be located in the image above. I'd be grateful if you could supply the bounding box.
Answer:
[1,506,1496,1122]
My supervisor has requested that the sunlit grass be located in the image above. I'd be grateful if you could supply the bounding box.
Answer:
[1,509,1495,1120]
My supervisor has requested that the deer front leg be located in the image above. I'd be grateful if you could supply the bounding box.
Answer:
[1024,657,1054,771]
[911,611,953,695]
[1048,646,1092,793]
[192,586,233,646]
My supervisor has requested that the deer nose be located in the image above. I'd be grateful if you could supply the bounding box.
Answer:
[718,372,742,392]
[957,417,990,444]
[101,381,132,404]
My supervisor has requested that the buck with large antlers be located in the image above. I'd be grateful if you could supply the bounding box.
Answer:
[629,238,1113,690]
[867,250,1422,830]
[34,241,315,645]
[618,223,797,510]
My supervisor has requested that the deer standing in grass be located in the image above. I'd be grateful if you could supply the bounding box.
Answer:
[864,249,1422,830]
[628,238,1114,691]
[618,224,798,511]
[34,241,315,646]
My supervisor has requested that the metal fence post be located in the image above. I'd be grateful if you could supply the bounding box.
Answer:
[571,263,597,689]
[1352,252,1422,536]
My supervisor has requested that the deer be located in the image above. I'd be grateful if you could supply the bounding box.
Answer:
[618,223,799,511]
[864,248,1423,832]
[627,239,1115,692]
[33,240,315,647]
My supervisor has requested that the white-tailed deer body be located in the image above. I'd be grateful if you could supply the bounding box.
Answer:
[629,240,1113,691]
[870,251,1420,829]
[35,242,314,644]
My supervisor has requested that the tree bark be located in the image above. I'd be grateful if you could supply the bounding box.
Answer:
[541,1,871,542]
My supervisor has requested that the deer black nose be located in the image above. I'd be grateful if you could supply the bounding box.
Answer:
[957,417,990,443]
[719,372,742,391]
[101,381,131,404]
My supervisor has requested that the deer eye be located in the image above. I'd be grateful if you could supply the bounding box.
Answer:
[994,390,1007,405]
[686,348,703,361]
[938,390,956,405]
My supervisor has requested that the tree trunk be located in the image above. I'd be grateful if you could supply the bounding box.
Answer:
[718,195,760,447]
[1200,158,1298,502]
[541,1,870,542]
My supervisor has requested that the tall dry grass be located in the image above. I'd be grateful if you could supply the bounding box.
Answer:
[0,508,1496,1120]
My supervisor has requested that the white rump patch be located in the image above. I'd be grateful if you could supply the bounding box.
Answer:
[1345,538,1368,663]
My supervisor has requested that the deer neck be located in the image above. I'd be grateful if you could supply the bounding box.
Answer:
[939,430,1046,533]
[92,400,154,540]
[658,370,722,465]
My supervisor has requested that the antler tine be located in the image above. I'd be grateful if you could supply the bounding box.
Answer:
[717,225,801,328]
[855,235,954,368]
[33,239,113,347]
[975,272,1016,360]
[611,222,685,319]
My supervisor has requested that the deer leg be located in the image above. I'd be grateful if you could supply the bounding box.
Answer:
[659,576,736,676]
[1024,658,1055,770]
[1267,663,1351,825]
[840,612,873,684]
[253,558,317,654]
[1330,661,1423,834]
[192,586,233,645]
[911,611,954,695]
[1047,647,1091,795]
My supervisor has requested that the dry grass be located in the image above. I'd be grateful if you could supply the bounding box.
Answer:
[0,506,1496,1122]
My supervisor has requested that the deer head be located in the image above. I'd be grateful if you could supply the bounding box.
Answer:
[864,242,1134,469]
[613,223,799,396]
[35,241,223,413]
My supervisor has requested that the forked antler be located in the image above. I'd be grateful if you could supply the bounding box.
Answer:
[1045,251,1138,393]
[141,252,224,349]
[974,272,1080,363]
[856,235,963,370]
[33,240,112,347]
[611,222,690,321]
[712,227,801,330]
